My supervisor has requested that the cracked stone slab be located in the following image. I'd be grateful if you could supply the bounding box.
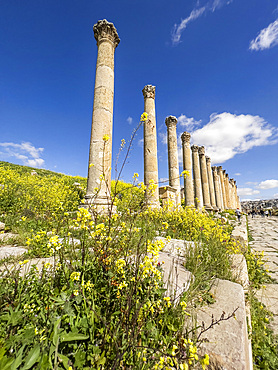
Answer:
[197,279,252,370]
[0,233,18,242]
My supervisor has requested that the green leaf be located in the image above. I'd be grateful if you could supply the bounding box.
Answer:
[58,353,70,368]
[21,345,40,370]
[11,345,26,370]
[52,317,61,346]
[0,357,14,370]
[60,332,89,342]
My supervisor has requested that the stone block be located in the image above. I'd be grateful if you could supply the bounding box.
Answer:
[0,222,5,231]
[197,279,252,370]
[0,246,27,260]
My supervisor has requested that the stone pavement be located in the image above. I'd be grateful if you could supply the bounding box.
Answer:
[247,215,278,335]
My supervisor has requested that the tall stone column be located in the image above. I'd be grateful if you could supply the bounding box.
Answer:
[231,179,237,210]
[181,132,194,206]
[191,145,203,209]
[206,156,217,210]
[198,146,212,210]
[217,166,227,210]
[212,166,222,210]
[223,172,231,209]
[165,116,181,206]
[223,171,230,209]
[85,19,120,211]
[142,85,160,208]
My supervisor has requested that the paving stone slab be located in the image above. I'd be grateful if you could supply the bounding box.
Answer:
[0,246,27,259]
[197,279,252,370]
[0,233,18,242]
[157,251,192,300]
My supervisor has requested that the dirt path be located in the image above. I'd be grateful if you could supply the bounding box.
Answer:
[247,215,278,335]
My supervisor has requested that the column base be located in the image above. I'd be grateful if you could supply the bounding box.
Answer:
[81,194,117,215]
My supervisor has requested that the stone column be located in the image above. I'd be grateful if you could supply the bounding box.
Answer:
[212,166,222,210]
[191,145,203,209]
[231,179,237,210]
[217,166,227,210]
[181,132,194,206]
[223,171,230,209]
[165,116,181,206]
[85,19,120,211]
[198,146,212,210]
[142,85,160,208]
[206,156,217,210]
[223,172,231,209]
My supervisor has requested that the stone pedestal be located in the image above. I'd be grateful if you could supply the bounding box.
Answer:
[85,19,120,212]
[142,85,160,208]
[181,132,194,207]
[212,166,222,211]
[159,186,177,208]
[191,145,203,209]
[206,156,217,210]
[217,166,227,210]
[198,146,212,210]
[165,116,181,206]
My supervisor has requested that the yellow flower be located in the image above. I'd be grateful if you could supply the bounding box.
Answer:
[73,290,79,296]
[103,134,109,142]
[140,112,148,121]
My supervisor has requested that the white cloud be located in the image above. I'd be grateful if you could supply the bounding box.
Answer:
[249,19,278,51]
[273,193,278,199]
[138,138,144,147]
[237,188,260,196]
[172,0,232,45]
[234,173,241,176]
[0,142,45,167]
[257,179,278,189]
[190,112,277,164]
[178,114,201,131]
[159,132,168,145]
[127,116,133,125]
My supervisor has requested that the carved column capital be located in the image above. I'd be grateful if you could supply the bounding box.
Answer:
[191,144,199,153]
[205,156,211,164]
[181,132,191,144]
[211,166,217,172]
[198,145,205,156]
[93,19,120,47]
[142,85,156,99]
[165,115,178,128]
[217,166,223,173]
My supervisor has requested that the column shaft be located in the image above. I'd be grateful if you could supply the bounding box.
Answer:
[212,166,222,210]
[217,166,227,210]
[165,116,181,206]
[198,146,212,210]
[191,145,203,209]
[181,132,194,206]
[206,156,217,210]
[143,85,160,208]
[85,20,120,210]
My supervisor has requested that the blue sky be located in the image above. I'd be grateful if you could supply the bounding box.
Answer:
[1,0,278,200]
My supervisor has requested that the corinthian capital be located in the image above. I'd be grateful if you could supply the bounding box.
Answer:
[165,115,177,128]
[181,132,191,144]
[198,146,205,156]
[191,145,199,153]
[142,85,156,99]
[205,156,211,164]
[93,19,120,47]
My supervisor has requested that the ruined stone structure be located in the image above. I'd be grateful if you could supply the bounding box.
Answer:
[84,20,240,212]
[181,132,194,206]
[85,19,120,211]
[142,85,160,208]
[165,116,181,206]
